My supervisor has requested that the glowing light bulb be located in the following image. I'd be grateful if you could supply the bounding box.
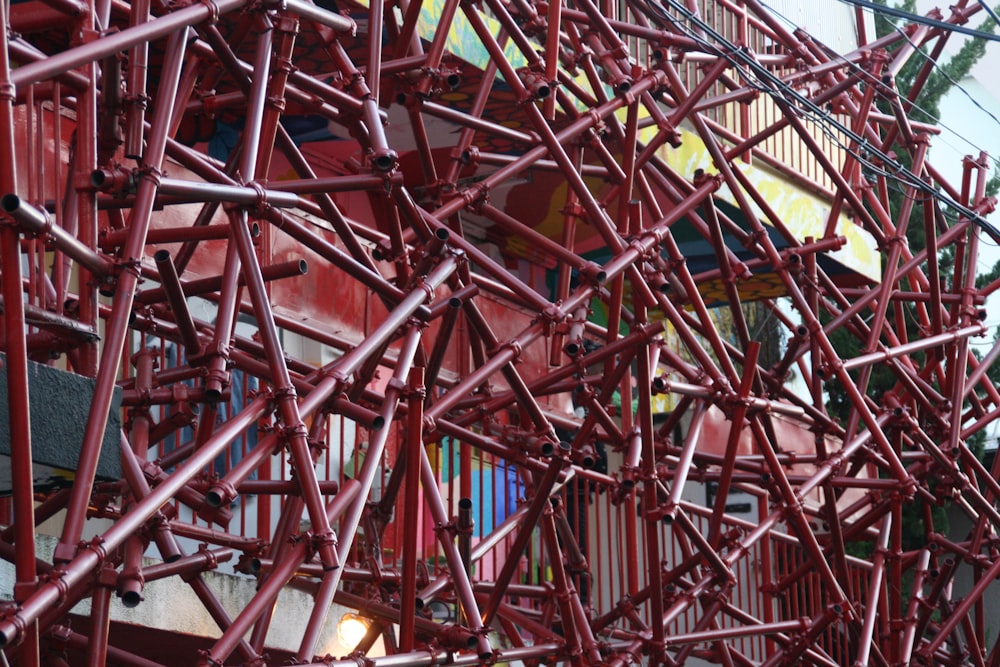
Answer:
[337,613,370,648]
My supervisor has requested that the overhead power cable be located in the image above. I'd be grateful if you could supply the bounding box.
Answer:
[762,1,1000,171]
[838,0,1000,42]
[976,0,1000,30]
[639,0,1000,240]
[882,10,1000,166]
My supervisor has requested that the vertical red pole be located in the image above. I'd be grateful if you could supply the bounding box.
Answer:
[399,366,424,651]
[0,0,39,662]
[0,167,40,667]
[119,347,155,604]
[74,1,100,377]
[635,300,665,663]
[707,343,759,545]
[231,210,338,571]
[86,569,114,667]
[458,312,473,519]
[419,439,494,658]
[539,508,581,657]
[124,0,150,159]
[854,516,891,666]
[203,233,240,404]
[543,0,560,120]
[414,0,460,97]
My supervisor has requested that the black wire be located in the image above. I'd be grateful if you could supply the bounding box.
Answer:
[647,1,927,183]
[765,0,1000,173]
[979,0,1000,29]
[863,2,1000,168]
[667,7,933,207]
[839,0,1000,42]
[640,0,1000,239]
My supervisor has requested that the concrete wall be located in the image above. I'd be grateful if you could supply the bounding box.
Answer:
[0,534,378,660]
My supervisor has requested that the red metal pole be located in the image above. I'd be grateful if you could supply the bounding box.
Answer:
[399,366,424,652]
[205,268,447,507]
[854,515,892,665]
[228,195,345,571]
[539,509,583,658]
[202,481,362,665]
[418,439,494,658]
[291,326,424,661]
[0,195,113,277]
[13,0,246,88]
[55,26,190,563]
[86,570,113,667]
[0,27,39,667]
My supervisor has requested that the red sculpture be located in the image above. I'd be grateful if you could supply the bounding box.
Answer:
[0,0,998,665]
